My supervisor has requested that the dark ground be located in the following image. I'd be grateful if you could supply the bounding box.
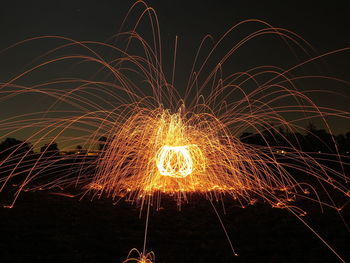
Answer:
[0,189,349,263]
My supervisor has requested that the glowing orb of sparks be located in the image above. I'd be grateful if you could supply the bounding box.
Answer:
[156,145,194,178]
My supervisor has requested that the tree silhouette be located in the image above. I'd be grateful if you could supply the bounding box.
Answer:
[305,124,336,153]
[0,138,33,160]
[98,136,108,151]
[239,123,349,155]
[40,142,59,158]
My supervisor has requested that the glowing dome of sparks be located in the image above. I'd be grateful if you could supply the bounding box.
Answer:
[92,106,315,205]
[94,108,217,196]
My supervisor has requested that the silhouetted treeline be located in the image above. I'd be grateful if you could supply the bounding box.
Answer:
[0,138,33,160]
[0,138,97,190]
[0,126,349,197]
[0,124,349,187]
[240,124,350,154]
[1,125,350,162]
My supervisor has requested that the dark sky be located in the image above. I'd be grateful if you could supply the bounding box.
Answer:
[0,0,349,140]
[1,1,349,51]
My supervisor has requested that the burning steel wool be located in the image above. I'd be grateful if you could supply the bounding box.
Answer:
[0,1,349,262]
[156,145,198,178]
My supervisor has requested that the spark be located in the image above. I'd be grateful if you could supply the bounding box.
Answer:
[122,248,155,263]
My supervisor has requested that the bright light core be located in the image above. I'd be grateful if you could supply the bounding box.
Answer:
[156,145,193,178]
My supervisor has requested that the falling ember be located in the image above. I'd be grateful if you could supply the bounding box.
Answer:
[122,249,155,263]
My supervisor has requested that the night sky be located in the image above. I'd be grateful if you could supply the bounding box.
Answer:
[1,0,349,138]
[1,1,349,51]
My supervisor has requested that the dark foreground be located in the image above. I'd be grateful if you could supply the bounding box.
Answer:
[0,190,349,263]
